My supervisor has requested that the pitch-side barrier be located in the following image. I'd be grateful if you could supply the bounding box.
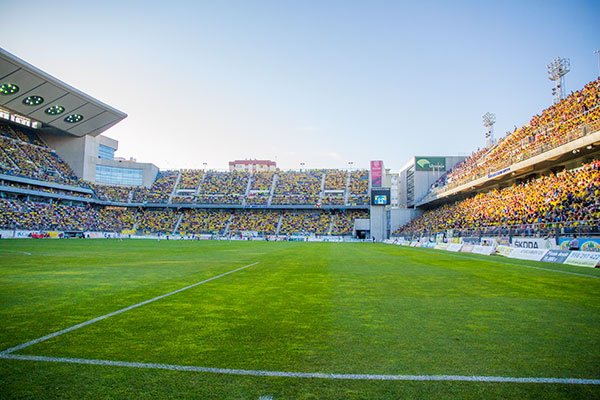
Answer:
[385,238,600,268]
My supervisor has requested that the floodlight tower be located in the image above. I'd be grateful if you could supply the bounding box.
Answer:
[482,112,496,148]
[547,57,570,104]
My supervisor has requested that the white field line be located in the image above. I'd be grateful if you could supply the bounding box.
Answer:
[0,262,259,355]
[0,354,598,385]
[416,249,600,279]
[0,250,32,255]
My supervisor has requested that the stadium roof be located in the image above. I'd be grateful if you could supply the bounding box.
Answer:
[0,48,126,137]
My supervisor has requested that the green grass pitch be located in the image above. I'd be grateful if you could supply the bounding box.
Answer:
[0,239,599,399]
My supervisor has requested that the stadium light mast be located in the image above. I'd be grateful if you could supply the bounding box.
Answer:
[547,57,570,104]
[482,112,496,148]
[595,50,600,77]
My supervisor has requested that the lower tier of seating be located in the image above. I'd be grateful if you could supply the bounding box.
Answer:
[0,197,369,236]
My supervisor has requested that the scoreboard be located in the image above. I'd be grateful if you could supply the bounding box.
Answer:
[371,188,390,206]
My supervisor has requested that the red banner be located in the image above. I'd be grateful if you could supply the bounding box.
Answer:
[370,160,382,188]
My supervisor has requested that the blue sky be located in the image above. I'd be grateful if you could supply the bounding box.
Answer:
[2,0,599,171]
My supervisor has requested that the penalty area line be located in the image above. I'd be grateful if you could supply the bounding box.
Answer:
[1,354,599,385]
[0,261,259,355]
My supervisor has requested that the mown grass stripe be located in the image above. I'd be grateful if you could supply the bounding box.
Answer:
[0,262,259,355]
[1,354,598,384]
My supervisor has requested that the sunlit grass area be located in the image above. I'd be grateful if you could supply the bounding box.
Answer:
[1,240,599,399]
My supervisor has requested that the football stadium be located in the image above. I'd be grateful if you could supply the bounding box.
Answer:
[1,2,600,399]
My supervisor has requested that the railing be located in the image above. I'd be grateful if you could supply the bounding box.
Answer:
[395,219,600,240]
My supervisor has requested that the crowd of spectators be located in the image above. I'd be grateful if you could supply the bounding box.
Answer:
[348,170,369,205]
[88,182,133,202]
[0,198,90,230]
[137,209,179,233]
[250,171,275,190]
[321,192,345,205]
[229,210,280,234]
[324,169,347,190]
[134,169,370,206]
[132,171,178,203]
[0,122,45,146]
[199,171,249,195]
[271,193,321,205]
[170,195,196,204]
[443,78,600,190]
[0,198,136,231]
[92,208,138,232]
[1,179,93,199]
[279,211,331,235]
[0,195,371,237]
[196,194,244,205]
[332,210,369,235]
[273,170,323,205]
[178,210,231,234]
[397,160,600,236]
[178,169,203,190]
[0,135,81,186]
[245,192,270,205]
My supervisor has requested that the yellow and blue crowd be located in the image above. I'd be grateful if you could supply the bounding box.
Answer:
[443,78,600,190]
[0,122,81,186]
[0,197,369,236]
[397,160,600,236]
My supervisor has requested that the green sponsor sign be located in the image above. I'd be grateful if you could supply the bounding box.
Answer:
[415,157,446,171]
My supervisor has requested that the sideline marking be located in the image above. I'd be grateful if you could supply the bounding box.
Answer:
[0,250,32,255]
[0,262,259,355]
[1,354,598,385]
[411,247,600,279]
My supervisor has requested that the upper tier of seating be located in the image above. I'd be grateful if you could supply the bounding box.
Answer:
[432,78,600,193]
[0,122,82,187]
[92,168,369,206]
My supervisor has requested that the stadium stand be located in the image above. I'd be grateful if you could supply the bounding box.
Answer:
[137,208,179,233]
[245,192,270,205]
[0,179,93,199]
[397,160,600,237]
[93,208,139,232]
[322,192,345,205]
[0,122,82,186]
[178,169,203,190]
[272,170,324,205]
[132,171,178,203]
[229,210,280,234]
[332,210,369,235]
[348,170,369,205]
[279,211,331,235]
[0,117,372,237]
[88,182,133,203]
[250,171,275,190]
[323,169,347,190]
[0,198,96,231]
[438,78,600,191]
[178,209,231,234]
